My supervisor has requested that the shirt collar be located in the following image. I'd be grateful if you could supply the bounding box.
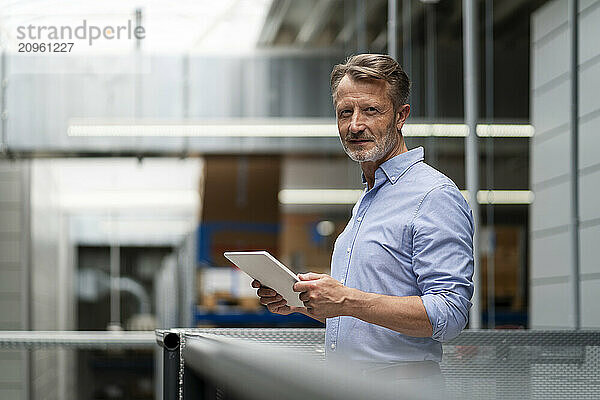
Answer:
[361,147,425,185]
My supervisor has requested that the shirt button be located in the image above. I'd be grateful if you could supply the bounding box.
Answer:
[346,247,351,253]
[331,343,336,350]
[357,216,362,222]
[391,176,396,181]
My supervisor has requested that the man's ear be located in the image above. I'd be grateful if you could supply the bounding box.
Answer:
[395,104,411,131]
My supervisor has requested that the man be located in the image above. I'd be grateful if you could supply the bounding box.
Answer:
[253,54,474,365]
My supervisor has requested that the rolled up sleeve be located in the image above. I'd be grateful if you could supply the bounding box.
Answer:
[411,184,474,342]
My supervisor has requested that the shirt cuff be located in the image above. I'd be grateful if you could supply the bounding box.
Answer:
[420,294,449,342]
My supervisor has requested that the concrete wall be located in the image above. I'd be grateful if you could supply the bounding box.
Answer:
[0,160,76,400]
[530,0,600,328]
[29,160,75,400]
[578,0,600,328]
[0,161,30,399]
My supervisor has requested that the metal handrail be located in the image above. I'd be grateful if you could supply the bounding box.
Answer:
[156,329,181,351]
[447,329,600,346]
[158,328,600,400]
[0,330,155,349]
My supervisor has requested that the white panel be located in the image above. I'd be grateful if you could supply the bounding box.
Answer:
[0,388,22,399]
[581,279,600,327]
[0,351,22,360]
[531,180,571,232]
[0,162,25,399]
[0,240,20,263]
[579,58,600,118]
[580,0,600,64]
[0,210,21,234]
[579,114,600,170]
[0,170,22,184]
[0,163,23,174]
[579,168,600,221]
[580,223,600,275]
[0,358,22,383]
[580,0,599,12]
[530,281,574,328]
[0,298,21,328]
[531,130,570,185]
[0,270,21,294]
[532,79,570,135]
[531,231,572,279]
[0,180,21,203]
[533,0,568,42]
[533,28,570,89]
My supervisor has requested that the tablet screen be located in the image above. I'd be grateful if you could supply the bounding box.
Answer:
[224,251,304,308]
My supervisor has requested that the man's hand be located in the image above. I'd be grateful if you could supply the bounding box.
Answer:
[293,273,352,319]
[251,279,306,315]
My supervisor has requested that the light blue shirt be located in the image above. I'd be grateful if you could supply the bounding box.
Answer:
[326,147,474,362]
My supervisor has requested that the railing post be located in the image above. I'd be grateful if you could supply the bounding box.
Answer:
[162,331,181,400]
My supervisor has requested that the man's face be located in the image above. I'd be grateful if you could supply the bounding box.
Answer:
[334,75,400,163]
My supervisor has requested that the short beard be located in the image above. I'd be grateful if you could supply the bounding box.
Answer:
[341,120,399,163]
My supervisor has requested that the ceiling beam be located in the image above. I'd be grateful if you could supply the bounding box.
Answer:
[334,0,381,45]
[295,0,338,45]
[258,0,293,46]
[371,27,388,51]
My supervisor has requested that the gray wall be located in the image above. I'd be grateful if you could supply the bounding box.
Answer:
[29,160,75,400]
[530,0,600,328]
[0,161,29,399]
[0,160,75,400]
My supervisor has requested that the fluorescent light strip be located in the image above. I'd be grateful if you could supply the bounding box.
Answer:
[403,124,468,137]
[67,121,534,138]
[278,189,364,205]
[279,189,534,205]
[59,190,198,210]
[476,124,535,137]
[67,124,339,138]
[461,190,535,205]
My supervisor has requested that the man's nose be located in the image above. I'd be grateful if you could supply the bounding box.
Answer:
[349,111,365,133]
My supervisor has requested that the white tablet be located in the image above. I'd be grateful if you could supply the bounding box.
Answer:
[223,251,304,308]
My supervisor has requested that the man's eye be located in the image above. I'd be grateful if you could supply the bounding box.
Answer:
[339,110,352,117]
[365,107,378,113]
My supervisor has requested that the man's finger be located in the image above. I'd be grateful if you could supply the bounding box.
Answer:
[297,272,327,281]
[259,294,283,305]
[251,279,261,288]
[267,299,288,312]
[293,280,315,292]
[257,287,277,297]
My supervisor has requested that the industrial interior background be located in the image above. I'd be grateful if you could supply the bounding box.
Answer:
[0,0,599,399]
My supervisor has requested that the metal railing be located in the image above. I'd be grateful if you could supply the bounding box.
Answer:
[157,328,600,400]
[157,329,429,400]
[3,329,599,399]
[0,331,157,400]
[0,330,155,349]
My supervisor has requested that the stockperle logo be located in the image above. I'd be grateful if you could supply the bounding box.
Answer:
[16,19,146,46]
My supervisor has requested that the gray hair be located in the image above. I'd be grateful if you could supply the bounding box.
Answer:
[330,54,410,111]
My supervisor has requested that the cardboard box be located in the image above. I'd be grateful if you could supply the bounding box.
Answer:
[479,226,524,311]
[199,156,281,266]
[279,213,347,274]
